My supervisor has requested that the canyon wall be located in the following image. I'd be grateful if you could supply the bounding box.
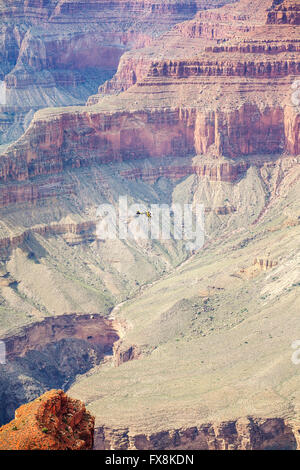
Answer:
[94,417,300,450]
[1,313,120,360]
[0,103,293,185]
[267,0,300,25]
[0,0,232,144]
[0,0,298,185]
[0,0,230,88]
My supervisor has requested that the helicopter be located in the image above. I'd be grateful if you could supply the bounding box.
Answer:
[136,210,152,219]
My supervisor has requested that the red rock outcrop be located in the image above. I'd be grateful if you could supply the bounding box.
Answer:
[0,390,94,450]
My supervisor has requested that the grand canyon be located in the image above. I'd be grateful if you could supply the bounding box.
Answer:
[0,0,299,451]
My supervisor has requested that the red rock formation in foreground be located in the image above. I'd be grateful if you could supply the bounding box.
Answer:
[0,390,94,450]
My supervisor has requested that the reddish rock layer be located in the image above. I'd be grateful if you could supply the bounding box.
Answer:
[0,101,295,185]
[1,313,120,360]
[113,341,141,366]
[0,219,99,251]
[0,390,94,450]
[120,160,250,183]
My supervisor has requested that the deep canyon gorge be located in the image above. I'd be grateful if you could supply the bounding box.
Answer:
[0,0,299,450]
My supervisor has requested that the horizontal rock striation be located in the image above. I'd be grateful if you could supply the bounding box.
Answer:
[0,219,98,251]
[120,160,250,183]
[0,176,74,207]
[95,417,300,450]
[0,102,295,184]
[148,57,300,78]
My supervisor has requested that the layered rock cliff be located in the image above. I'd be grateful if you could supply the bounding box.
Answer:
[0,102,295,185]
[95,417,300,450]
[0,389,94,450]
[0,0,298,187]
[0,1,231,145]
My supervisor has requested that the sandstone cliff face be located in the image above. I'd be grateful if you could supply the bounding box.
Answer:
[1,1,230,145]
[0,0,298,184]
[0,103,290,184]
[267,0,300,25]
[95,417,300,450]
[1,0,228,88]
[0,390,94,450]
